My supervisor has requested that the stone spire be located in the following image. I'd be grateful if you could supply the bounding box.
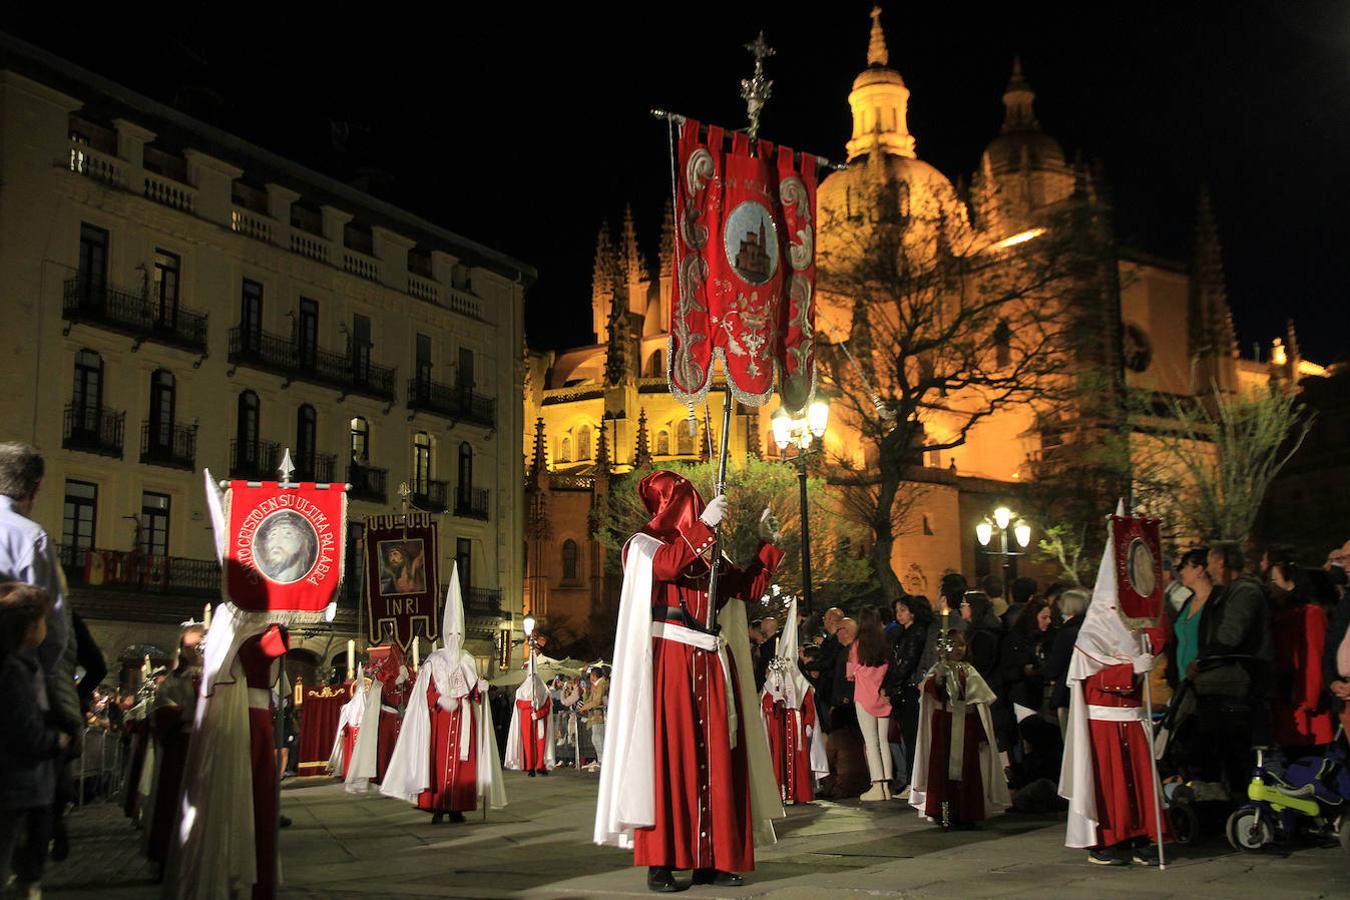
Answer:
[529,417,548,478]
[604,281,631,386]
[658,198,675,272]
[1189,186,1239,391]
[845,5,915,161]
[1000,56,1039,132]
[621,203,642,285]
[867,4,889,67]
[633,408,653,469]
[595,417,610,470]
[591,220,614,299]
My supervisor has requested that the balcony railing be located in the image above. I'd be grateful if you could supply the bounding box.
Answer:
[63,275,209,354]
[59,545,220,598]
[347,463,388,504]
[229,327,396,401]
[454,486,490,520]
[230,438,280,480]
[406,377,496,428]
[63,405,124,458]
[293,451,336,483]
[140,422,197,470]
[466,587,502,616]
[411,479,448,513]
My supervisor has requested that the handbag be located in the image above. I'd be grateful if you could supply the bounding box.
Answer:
[1190,657,1250,700]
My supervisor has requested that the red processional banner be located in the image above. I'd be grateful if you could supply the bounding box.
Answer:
[1110,514,1164,620]
[223,481,348,617]
[362,513,439,649]
[670,117,818,413]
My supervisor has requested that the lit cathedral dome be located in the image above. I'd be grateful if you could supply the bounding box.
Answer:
[982,57,1066,175]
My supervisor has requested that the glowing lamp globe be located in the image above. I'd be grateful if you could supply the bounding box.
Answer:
[976,521,993,547]
[993,506,1013,530]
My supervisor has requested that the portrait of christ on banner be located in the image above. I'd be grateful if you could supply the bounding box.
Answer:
[252,510,320,585]
[378,539,426,595]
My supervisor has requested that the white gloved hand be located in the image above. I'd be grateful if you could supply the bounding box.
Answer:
[757,507,781,544]
[700,494,728,527]
[1132,653,1155,674]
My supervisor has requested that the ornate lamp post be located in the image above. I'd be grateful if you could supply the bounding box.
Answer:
[771,398,830,615]
[975,505,1032,588]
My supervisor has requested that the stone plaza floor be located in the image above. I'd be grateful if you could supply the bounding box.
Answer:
[44,769,1350,899]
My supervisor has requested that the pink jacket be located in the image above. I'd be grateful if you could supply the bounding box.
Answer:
[847,643,892,717]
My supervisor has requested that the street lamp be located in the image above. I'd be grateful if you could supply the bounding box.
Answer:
[975,505,1032,588]
[771,397,830,615]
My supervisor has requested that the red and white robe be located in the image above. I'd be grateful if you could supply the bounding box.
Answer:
[759,688,821,804]
[416,680,481,812]
[505,674,555,773]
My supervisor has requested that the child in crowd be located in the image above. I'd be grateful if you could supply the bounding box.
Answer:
[0,582,70,899]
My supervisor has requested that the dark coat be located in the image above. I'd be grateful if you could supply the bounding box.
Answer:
[999,629,1050,712]
[1045,614,1083,709]
[0,649,63,810]
[889,621,930,691]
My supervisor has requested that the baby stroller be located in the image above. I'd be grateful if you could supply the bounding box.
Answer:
[1225,729,1350,853]
[1155,677,1240,843]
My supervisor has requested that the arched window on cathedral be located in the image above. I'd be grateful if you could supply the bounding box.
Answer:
[646,349,664,377]
[656,430,670,456]
[994,318,1012,368]
[561,539,579,583]
[577,425,592,461]
[676,421,694,456]
[559,436,571,463]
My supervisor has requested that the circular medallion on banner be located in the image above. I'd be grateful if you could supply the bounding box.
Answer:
[1126,536,1157,598]
[723,200,779,285]
[252,509,320,585]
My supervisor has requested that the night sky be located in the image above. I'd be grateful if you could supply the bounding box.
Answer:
[5,1,1349,363]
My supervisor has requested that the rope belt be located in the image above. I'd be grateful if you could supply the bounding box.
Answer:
[651,620,738,748]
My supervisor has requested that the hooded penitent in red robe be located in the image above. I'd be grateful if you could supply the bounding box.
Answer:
[594,471,785,874]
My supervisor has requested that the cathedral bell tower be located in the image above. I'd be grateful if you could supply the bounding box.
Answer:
[845,5,916,161]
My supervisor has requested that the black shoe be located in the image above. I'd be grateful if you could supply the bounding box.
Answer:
[279,815,293,829]
[1131,844,1162,866]
[431,812,444,825]
[1088,847,1128,866]
[692,869,743,886]
[529,770,537,777]
[51,821,70,861]
[448,810,466,823]
[647,866,682,892]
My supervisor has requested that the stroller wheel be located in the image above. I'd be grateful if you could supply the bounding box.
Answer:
[1170,802,1200,845]
[1226,808,1272,852]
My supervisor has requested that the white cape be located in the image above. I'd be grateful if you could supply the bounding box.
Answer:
[594,533,783,849]
[504,672,557,771]
[760,597,827,781]
[328,669,366,776]
[908,661,1010,821]
[343,679,384,794]
[378,652,506,809]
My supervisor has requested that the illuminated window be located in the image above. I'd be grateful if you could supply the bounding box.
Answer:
[656,430,670,455]
[562,539,579,582]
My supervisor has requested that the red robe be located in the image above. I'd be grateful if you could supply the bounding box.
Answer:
[515,696,552,772]
[628,518,782,873]
[238,626,289,900]
[920,672,988,824]
[1272,603,1334,747]
[340,724,359,779]
[145,676,197,864]
[761,693,815,804]
[415,681,479,813]
[1084,658,1172,847]
[375,682,407,785]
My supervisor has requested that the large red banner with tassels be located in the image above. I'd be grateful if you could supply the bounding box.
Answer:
[1111,515,1164,621]
[669,117,817,412]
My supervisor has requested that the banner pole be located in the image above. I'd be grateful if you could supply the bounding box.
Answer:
[1142,633,1167,871]
[704,386,734,631]
[273,654,286,899]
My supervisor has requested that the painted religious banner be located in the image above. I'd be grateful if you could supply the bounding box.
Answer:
[669,117,818,413]
[1110,514,1165,620]
[363,513,439,649]
[222,480,348,619]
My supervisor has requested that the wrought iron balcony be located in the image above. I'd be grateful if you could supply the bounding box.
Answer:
[230,438,280,480]
[59,544,220,599]
[347,462,388,504]
[293,451,336,483]
[466,587,502,616]
[229,326,396,401]
[406,377,495,428]
[63,404,124,458]
[411,478,448,513]
[140,421,197,470]
[454,486,490,520]
[63,275,209,354]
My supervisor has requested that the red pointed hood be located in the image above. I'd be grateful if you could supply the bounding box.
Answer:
[638,470,706,542]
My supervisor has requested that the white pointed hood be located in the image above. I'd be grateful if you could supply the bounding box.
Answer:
[442,563,466,661]
[763,597,810,709]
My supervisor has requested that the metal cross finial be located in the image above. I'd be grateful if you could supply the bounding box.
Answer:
[740,31,775,140]
[278,448,296,485]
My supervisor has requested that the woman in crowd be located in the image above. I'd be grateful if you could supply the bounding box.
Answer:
[847,607,894,802]
[998,599,1059,783]
[1268,560,1334,748]
[1044,587,1090,738]
[1165,548,1214,689]
[959,592,1003,685]
[887,595,932,795]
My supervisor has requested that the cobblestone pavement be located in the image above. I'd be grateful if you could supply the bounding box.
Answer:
[43,770,1350,899]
